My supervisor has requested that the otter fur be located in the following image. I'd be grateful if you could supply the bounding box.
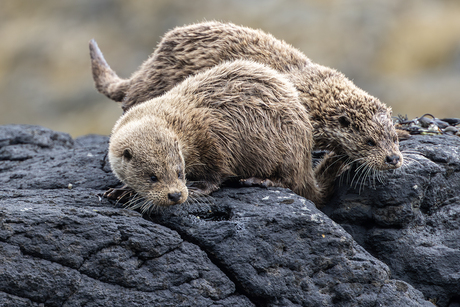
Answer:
[109,60,331,210]
[90,21,403,174]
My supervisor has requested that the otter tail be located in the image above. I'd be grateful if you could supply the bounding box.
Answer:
[89,39,130,102]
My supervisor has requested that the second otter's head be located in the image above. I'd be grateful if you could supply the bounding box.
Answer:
[331,105,403,171]
[308,70,403,171]
[108,118,188,209]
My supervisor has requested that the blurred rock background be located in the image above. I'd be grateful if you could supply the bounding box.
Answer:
[1,0,459,137]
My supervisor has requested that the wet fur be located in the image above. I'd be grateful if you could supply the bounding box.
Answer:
[91,21,403,173]
[109,60,326,207]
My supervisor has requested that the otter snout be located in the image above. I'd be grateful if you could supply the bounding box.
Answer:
[385,154,400,166]
[168,191,182,203]
[381,151,403,169]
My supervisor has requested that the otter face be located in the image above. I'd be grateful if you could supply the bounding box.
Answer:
[333,109,403,171]
[109,123,188,210]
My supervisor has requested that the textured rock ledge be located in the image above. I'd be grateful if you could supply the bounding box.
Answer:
[324,133,460,307]
[0,124,456,306]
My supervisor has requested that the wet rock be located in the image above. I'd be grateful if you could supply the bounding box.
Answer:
[0,125,438,306]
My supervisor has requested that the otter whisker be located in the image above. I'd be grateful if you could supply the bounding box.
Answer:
[140,199,155,215]
[343,157,367,169]
[373,168,382,186]
[118,192,139,208]
[350,162,368,189]
[341,157,368,187]
[356,167,366,192]
[377,169,384,183]
[357,164,374,193]
[186,194,208,208]
[359,165,372,193]
[148,201,163,216]
[402,155,423,167]
[137,199,147,212]
[184,196,197,206]
[365,167,373,191]
[186,188,215,207]
[359,167,373,194]
[134,198,146,210]
[123,193,140,207]
[123,193,143,210]
[184,195,208,210]
[318,153,349,174]
[349,166,362,189]
[370,168,384,187]
[366,166,375,187]
[337,157,353,187]
[342,157,353,169]
[343,157,355,186]
[356,166,367,192]
[185,193,200,205]
[401,149,424,156]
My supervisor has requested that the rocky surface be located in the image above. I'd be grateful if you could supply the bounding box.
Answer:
[324,134,460,307]
[1,124,457,306]
[0,125,251,307]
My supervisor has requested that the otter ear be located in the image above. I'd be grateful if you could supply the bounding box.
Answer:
[122,148,133,161]
[338,116,351,128]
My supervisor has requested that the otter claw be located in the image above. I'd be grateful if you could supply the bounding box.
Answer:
[260,179,275,188]
[103,185,135,201]
[239,177,276,188]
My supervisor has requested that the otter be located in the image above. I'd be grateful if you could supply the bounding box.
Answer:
[90,21,403,175]
[108,60,336,211]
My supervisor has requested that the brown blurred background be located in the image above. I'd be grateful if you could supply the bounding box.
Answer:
[1,0,460,137]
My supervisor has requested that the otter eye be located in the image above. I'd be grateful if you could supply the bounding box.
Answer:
[122,149,132,160]
[367,139,376,146]
[150,175,158,183]
[338,116,350,128]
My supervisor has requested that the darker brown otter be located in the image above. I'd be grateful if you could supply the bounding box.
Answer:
[108,60,335,210]
[90,22,403,177]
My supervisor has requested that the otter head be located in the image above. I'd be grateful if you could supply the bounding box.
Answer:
[324,90,404,171]
[313,72,403,171]
[297,66,401,171]
[108,118,188,209]
[332,105,403,170]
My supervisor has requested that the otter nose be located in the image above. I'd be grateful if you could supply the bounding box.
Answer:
[168,192,182,203]
[385,155,400,166]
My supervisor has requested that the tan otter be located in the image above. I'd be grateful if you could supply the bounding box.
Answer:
[90,21,403,175]
[108,59,334,211]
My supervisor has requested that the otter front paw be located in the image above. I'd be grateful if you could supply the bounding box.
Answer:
[187,181,220,196]
[239,177,280,188]
[103,185,135,201]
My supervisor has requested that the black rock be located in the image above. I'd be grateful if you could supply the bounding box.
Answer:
[0,125,445,306]
[324,135,460,307]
